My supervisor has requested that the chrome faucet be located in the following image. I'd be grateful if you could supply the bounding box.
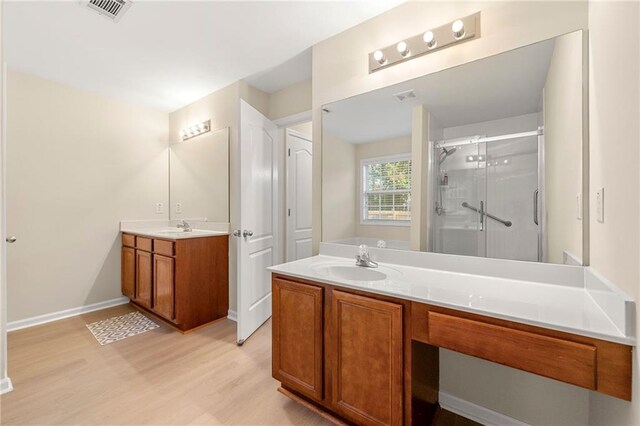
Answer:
[355,244,378,268]
[177,220,192,232]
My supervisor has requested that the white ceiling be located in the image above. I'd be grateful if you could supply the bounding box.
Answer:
[323,39,556,144]
[4,0,405,112]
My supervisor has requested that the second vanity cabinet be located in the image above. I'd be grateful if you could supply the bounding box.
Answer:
[121,232,229,331]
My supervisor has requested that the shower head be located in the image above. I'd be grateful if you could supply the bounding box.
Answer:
[438,147,457,165]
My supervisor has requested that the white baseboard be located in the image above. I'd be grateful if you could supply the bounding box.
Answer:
[7,296,130,332]
[0,377,13,394]
[227,310,237,322]
[439,392,530,426]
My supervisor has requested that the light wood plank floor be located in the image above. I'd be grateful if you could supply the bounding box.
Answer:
[2,304,477,426]
[1,304,332,425]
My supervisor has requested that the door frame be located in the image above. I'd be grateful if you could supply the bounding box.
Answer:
[273,111,312,263]
[285,128,312,262]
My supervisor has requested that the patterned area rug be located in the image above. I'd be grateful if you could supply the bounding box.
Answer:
[86,311,159,345]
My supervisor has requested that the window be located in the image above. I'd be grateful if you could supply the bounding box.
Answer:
[361,155,412,225]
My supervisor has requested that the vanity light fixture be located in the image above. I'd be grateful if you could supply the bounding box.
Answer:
[369,12,480,73]
[180,119,211,141]
[452,19,465,39]
[396,41,410,57]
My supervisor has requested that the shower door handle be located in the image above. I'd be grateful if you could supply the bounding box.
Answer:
[533,189,539,225]
[479,201,484,231]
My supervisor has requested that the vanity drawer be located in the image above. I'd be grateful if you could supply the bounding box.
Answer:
[122,233,135,248]
[427,312,597,389]
[136,236,153,252]
[154,239,175,257]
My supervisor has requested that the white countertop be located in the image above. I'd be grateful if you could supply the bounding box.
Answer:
[120,220,230,240]
[268,254,635,345]
[121,228,229,240]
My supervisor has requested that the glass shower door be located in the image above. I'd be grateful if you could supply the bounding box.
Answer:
[433,142,487,257]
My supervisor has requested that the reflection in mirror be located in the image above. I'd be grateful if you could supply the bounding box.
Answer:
[169,127,229,222]
[322,30,585,265]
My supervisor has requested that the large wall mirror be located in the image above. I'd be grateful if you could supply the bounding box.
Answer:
[169,127,230,222]
[322,30,586,265]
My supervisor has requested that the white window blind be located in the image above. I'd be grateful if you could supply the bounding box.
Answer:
[361,155,412,224]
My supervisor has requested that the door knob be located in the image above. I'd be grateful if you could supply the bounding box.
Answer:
[232,230,242,237]
[242,230,253,238]
[6,236,16,243]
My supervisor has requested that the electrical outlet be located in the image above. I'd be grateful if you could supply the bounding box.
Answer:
[175,203,182,214]
[577,193,582,220]
[596,188,604,223]
[155,203,164,214]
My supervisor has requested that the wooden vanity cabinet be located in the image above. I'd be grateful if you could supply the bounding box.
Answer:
[273,273,633,425]
[121,232,229,332]
[272,275,408,426]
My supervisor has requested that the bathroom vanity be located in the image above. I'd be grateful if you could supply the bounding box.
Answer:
[269,245,634,426]
[121,229,229,332]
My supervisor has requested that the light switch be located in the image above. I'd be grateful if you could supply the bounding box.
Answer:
[156,203,164,214]
[577,193,582,220]
[596,188,604,223]
[176,203,182,214]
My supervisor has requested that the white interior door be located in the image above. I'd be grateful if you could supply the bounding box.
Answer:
[286,129,312,261]
[237,100,278,344]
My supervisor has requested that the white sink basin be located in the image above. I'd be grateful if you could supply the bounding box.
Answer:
[311,262,403,282]
[317,265,387,281]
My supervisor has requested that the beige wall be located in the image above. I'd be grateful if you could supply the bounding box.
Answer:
[543,31,584,264]
[169,128,229,222]
[322,133,356,241]
[587,2,640,425]
[312,1,590,424]
[355,136,411,242]
[288,121,312,139]
[7,70,169,322]
[269,79,312,121]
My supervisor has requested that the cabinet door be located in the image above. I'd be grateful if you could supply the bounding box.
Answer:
[121,246,135,299]
[272,278,323,401]
[330,290,403,426]
[154,254,175,320]
[135,250,153,309]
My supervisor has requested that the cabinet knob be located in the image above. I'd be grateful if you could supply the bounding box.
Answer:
[6,236,16,243]
[242,230,253,238]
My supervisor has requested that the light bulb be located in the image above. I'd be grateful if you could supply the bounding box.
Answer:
[198,123,205,130]
[423,31,436,49]
[180,130,186,138]
[373,50,386,65]
[452,19,465,38]
[397,41,410,57]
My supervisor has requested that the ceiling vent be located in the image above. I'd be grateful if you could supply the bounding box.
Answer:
[393,89,417,102]
[83,0,132,22]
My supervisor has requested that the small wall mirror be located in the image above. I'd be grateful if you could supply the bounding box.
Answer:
[322,30,586,265]
[169,127,230,222]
